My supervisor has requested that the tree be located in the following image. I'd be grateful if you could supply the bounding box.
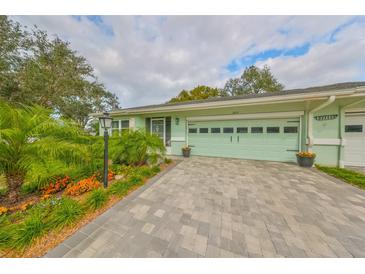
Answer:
[169,85,222,103]
[223,65,284,96]
[0,16,119,128]
[0,100,92,204]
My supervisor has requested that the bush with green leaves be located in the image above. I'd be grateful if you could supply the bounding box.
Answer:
[48,198,84,230]
[84,188,108,211]
[0,100,94,203]
[109,130,165,166]
[12,210,47,250]
[108,180,133,197]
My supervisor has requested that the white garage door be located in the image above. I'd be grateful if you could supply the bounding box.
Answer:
[187,118,300,162]
[344,113,365,167]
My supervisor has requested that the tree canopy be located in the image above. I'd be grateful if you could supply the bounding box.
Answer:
[168,85,222,103]
[222,65,284,96]
[0,16,119,128]
[168,65,284,103]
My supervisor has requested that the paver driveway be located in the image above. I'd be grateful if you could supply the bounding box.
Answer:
[45,157,365,258]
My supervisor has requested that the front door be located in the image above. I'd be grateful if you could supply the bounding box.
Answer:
[151,118,165,144]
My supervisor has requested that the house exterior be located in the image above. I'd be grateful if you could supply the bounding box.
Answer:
[95,82,365,167]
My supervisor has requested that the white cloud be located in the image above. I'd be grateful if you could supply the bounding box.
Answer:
[12,16,365,107]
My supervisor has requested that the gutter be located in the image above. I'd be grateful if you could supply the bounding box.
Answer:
[307,95,336,151]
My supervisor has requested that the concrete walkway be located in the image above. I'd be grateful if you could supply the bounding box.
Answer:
[45,157,365,258]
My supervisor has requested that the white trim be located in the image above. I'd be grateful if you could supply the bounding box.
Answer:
[312,138,342,145]
[187,111,304,122]
[171,136,185,142]
[90,88,365,116]
[307,96,336,151]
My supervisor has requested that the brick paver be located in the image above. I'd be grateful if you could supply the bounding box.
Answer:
[45,157,365,258]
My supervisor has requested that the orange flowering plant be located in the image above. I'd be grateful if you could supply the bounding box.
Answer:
[64,175,100,196]
[42,176,73,195]
[296,151,316,158]
[0,206,8,215]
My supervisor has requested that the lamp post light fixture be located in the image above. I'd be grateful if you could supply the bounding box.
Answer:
[99,112,112,188]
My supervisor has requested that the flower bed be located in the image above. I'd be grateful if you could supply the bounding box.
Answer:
[0,161,173,257]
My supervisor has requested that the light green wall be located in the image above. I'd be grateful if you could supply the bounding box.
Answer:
[108,97,365,165]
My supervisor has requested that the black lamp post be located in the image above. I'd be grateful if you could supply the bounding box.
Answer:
[99,112,112,188]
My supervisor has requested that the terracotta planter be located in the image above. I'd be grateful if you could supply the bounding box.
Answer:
[182,148,191,158]
[296,155,315,167]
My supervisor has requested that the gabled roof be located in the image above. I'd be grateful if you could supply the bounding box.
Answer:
[94,82,365,116]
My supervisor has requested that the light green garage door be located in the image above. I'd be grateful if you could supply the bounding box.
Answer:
[187,118,300,162]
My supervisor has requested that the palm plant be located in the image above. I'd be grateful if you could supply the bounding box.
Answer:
[109,129,166,166]
[0,100,92,203]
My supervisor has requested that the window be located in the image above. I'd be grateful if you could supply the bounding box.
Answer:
[345,125,363,132]
[251,127,263,133]
[189,128,197,133]
[267,127,280,133]
[199,128,209,133]
[237,127,248,133]
[223,127,234,133]
[121,120,129,132]
[284,126,298,133]
[211,128,221,133]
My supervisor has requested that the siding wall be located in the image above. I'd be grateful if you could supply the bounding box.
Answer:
[108,97,365,166]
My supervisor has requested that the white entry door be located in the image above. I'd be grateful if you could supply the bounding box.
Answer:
[344,113,365,167]
[151,118,165,145]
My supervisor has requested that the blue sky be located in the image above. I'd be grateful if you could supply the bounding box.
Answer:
[14,16,365,107]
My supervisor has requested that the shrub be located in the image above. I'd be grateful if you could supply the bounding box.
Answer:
[0,214,13,250]
[151,165,161,175]
[12,211,47,249]
[110,130,165,166]
[84,188,108,211]
[137,166,154,178]
[64,176,100,196]
[108,180,133,197]
[128,174,144,185]
[164,158,172,164]
[48,198,84,230]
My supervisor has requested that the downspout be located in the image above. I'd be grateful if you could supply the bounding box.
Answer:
[338,97,365,167]
[307,95,336,152]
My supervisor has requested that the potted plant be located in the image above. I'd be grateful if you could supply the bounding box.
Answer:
[182,145,191,158]
[296,151,316,167]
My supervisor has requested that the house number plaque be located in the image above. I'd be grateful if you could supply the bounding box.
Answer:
[314,114,338,121]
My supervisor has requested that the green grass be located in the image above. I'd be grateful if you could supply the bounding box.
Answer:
[84,188,108,211]
[316,165,365,190]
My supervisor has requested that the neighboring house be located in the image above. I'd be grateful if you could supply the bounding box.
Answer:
[94,82,365,167]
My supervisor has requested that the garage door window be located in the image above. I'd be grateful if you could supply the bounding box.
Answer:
[345,125,363,132]
[251,127,263,133]
[267,127,280,133]
[189,128,197,133]
[237,127,248,133]
[223,127,234,133]
[199,128,209,133]
[211,128,221,133]
[284,126,298,133]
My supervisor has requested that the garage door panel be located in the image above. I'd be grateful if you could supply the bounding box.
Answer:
[344,114,365,167]
[188,118,299,162]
